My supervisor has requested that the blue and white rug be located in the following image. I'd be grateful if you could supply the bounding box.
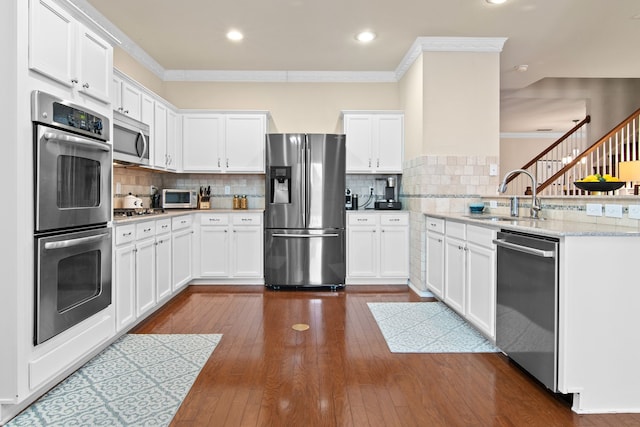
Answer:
[368,302,499,353]
[8,334,222,426]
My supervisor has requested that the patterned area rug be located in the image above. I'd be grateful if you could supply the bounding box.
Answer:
[8,334,222,426]
[368,302,499,353]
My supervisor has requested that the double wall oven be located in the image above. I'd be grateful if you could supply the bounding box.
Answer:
[32,91,112,345]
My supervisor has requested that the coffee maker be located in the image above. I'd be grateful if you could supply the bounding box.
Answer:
[374,176,402,210]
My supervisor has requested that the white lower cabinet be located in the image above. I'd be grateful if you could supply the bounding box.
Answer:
[135,222,156,317]
[465,225,496,340]
[427,216,496,340]
[425,217,445,298]
[172,216,194,291]
[114,225,136,332]
[155,218,173,303]
[198,212,263,282]
[444,221,466,315]
[346,212,409,285]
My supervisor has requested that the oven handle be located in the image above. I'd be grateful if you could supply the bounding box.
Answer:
[272,233,340,238]
[493,239,555,258]
[44,233,110,250]
[44,132,110,151]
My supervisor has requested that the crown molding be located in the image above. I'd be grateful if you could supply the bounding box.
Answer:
[65,1,507,84]
[394,36,508,80]
[163,70,397,83]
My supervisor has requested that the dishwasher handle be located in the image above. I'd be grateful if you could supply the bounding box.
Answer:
[493,238,556,258]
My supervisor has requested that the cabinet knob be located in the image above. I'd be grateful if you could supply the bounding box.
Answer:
[124,110,129,114]
[218,158,221,167]
[377,159,380,167]
[368,159,371,168]
[83,82,90,89]
[71,78,78,84]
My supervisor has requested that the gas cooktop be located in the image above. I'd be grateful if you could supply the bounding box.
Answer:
[113,208,166,218]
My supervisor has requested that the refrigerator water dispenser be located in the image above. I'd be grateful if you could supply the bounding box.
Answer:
[270,166,291,203]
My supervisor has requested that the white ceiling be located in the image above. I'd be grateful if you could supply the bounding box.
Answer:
[72,0,640,133]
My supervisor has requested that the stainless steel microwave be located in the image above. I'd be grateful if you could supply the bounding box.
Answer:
[112,111,150,165]
[162,189,198,209]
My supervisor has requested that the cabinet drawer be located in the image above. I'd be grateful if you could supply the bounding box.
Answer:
[445,220,466,240]
[115,224,135,245]
[380,213,408,226]
[348,214,378,226]
[232,213,262,226]
[156,218,171,235]
[136,221,156,240]
[466,224,496,248]
[200,214,228,226]
[172,215,193,230]
[425,216,444,234]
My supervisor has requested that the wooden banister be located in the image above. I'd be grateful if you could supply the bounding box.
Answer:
[537,107,640,193]
[504,115,590,186]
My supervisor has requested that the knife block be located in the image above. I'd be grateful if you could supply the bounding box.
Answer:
[198,195,210,210]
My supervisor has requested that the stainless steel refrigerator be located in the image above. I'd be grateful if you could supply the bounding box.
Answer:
[264,133,346,289]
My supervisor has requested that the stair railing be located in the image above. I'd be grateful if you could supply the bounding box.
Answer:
[538,107,640,196]
[503,116,591,196]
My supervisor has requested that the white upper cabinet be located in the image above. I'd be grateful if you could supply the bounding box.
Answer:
[112,75,144,120]
[182,114,224,172]
[182,113,267,173]
[29,0,112,104]
[225,114,267,172]
[343,112,404,173]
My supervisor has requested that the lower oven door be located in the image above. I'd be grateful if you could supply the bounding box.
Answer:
[35,227,113,344]
[35,125,112,232]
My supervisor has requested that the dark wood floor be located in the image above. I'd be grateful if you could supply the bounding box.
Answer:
[133,286,640,426]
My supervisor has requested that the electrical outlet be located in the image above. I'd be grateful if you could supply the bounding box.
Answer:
[628,205,640,219]
[586,203,602,216]
[489,200,498,208]
[604,204,623,218]
[224,185,230,195]
[489,163,498,176]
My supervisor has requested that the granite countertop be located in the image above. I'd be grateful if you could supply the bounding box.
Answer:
[425,212,640,237]
[112,209,264,224]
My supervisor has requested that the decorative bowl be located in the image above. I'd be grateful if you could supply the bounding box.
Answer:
[573,181,625,193]
[468,203,485,214]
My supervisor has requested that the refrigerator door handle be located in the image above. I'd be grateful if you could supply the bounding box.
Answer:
[304,136,310,228]
[272,233,340,238]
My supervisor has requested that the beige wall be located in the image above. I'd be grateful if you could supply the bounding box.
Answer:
[423,51,500,156]
[500,136,556,176]
[114,47,165,96]
[399,55,424,161]
[164,81,399,133]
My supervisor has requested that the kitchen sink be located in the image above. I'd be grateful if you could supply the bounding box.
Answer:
[464,215,516,221]
[464,215,546,222]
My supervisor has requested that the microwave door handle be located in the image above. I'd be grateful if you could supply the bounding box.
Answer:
[135,131,148,161]
[44,233,110,250]
[44,132,110,151]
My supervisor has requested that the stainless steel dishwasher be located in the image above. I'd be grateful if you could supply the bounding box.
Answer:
[494,230,559,391]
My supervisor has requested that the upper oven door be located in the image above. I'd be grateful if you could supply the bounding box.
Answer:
[35,125,112,232]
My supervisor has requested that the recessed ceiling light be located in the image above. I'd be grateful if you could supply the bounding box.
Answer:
[226,30,244,41]
[355,31,376,43]
[486,0,507,4]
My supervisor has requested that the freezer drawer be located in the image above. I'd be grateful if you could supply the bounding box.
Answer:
[264,229,345,288]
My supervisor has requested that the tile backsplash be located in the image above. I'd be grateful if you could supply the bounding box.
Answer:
[113,167,402,210]
[113,167,265,209]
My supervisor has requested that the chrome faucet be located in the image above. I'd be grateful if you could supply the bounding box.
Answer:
[498,169,542,219]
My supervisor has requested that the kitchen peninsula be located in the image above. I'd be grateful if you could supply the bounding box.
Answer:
[424,211,640,413]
